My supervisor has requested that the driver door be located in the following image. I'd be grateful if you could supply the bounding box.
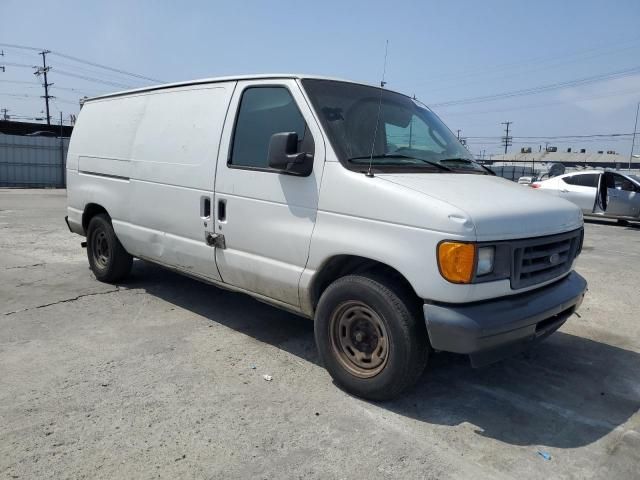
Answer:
[593,172,608,214]
[607,173,640,217]
[213,80,326,307]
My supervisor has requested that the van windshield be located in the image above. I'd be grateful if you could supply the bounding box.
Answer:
[302,79,484,173]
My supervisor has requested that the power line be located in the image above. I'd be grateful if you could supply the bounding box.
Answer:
[465,132,635,139]
[50,51,163,83]
[0,78,104,96]
[415,43,640,94]
[439,87,640,117]
[0,42,163,83]
[0,79,41,86]
[1,62,37,69]
[413,35,640,87]
[0,92,42,98]
[0,42,41,52]
[51,85,102,95]
[54,69,134,89]
[430,65,640,108]
[50,58,149,86]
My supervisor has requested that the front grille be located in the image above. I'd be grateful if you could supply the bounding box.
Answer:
[511,228,582,289]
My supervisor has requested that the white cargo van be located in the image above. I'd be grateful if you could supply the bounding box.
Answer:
[66,75,587,400]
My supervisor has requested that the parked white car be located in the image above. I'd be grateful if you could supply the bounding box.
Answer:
[532,170,640,222]
[517,176,534,185]
[65,75,587,400]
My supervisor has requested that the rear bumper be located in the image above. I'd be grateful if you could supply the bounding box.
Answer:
[423,271,587,366]
[65,208,85,236]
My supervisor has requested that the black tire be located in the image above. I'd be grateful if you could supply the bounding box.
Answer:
[86,213,133,283]
[314,274,429,401]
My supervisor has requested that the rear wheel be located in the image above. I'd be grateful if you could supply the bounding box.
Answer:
[86,214,132,283]
[315,274,429,401]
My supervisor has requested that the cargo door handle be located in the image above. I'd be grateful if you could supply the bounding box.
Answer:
[200,197,211,219]
[217,199,227,222]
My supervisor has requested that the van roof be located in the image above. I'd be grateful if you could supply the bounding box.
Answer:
[84,74,399,102]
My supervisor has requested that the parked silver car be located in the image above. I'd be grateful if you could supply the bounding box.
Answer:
[532,170,640,221]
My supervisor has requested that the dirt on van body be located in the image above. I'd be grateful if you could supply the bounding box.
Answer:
[1,189,639,479]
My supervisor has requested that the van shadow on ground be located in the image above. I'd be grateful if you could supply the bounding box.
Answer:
[125,261,640,449]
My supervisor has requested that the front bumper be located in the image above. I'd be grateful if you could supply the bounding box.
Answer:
[423,271,587,367]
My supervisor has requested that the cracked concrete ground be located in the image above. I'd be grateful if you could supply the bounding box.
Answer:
[1,188,639,480]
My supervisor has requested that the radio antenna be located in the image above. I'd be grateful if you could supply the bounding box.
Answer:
[366,40,389,178]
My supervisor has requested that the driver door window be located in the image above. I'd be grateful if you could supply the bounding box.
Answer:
[605,173,638,217]
[613,174,638,192]
[229,87,311,170]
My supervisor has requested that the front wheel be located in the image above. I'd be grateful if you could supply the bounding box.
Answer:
[86,214,133,283]
[314,274,429,401]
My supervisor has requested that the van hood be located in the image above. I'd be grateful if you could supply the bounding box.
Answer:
[377,173,583,240]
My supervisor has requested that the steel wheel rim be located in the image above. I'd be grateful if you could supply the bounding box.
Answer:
[329,300,389,378]
[92,229,110,268]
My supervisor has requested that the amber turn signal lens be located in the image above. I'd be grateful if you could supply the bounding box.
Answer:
[437,242,476,284]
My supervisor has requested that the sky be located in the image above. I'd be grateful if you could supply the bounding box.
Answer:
[1,0,640,158]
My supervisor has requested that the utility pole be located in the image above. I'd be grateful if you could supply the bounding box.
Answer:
[629,101,639,171]
[34,50,54,125]
[456,129,461,140]
[0,49,4,72]
[1,108,9,120]
[59,111,66,187]
[501,121,513,155]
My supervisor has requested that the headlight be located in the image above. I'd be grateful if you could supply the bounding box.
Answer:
[437,243,497,284]
[437,242,476,284]
[476,246,495,276]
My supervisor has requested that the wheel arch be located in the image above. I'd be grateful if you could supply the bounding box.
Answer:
[307,254,421,315]
[82,203,109,232]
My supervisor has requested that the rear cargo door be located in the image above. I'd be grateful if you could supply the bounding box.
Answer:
[121,83,235,282]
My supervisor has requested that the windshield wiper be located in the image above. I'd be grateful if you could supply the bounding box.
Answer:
[439,157,476,164]
[348,154,453,172]
[440,157,495,175]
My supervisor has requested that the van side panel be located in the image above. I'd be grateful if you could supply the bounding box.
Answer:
[67,83,236,281]
[66,94,147,234]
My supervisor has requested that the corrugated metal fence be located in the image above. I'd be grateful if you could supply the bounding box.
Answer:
[0,133,69,188]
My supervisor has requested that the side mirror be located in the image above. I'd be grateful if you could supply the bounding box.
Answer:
[268,132,313,174]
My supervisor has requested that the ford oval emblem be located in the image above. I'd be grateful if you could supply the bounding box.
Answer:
[549,253,560,265]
